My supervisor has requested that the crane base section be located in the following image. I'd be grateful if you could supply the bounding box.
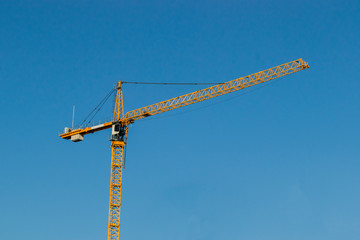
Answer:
[108,140,125,240]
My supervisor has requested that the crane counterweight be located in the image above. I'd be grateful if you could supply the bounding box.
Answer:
[71,134,84,142]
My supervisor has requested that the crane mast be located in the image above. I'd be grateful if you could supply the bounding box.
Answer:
[59,59,309,240]
[108,82,127,240]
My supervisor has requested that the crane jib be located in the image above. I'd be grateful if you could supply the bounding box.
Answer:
[59,58,309,141]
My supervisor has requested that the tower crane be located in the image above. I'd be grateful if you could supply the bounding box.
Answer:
[59,58,309,240]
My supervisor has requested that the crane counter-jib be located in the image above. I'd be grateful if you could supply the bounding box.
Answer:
[59,121,113,139]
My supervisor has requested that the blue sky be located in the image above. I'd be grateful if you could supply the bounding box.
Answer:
[0,1,359,239]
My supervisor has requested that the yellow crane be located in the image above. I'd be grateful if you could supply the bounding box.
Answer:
[59,58,309,240]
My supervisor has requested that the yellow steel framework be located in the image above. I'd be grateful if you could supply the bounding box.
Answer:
[59,58,309,240]
[108,140,125,240]
[113,81,125,121]
[108,81,127,240]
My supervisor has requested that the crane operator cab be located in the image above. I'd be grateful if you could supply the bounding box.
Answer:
[111,123,126,142]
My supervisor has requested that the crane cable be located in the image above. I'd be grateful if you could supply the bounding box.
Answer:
[79,82,222,126]
[123,134,128,169]
[122,81,224,85]
[79,88,115,127]
[78,77,281,127]
[140,76,285,122]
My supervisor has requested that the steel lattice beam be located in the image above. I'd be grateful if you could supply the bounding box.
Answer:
[108,141,125,240]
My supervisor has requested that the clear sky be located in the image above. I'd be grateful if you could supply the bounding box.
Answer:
[1,1,359,240]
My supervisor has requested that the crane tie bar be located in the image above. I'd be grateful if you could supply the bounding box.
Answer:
[121,81,225,85]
